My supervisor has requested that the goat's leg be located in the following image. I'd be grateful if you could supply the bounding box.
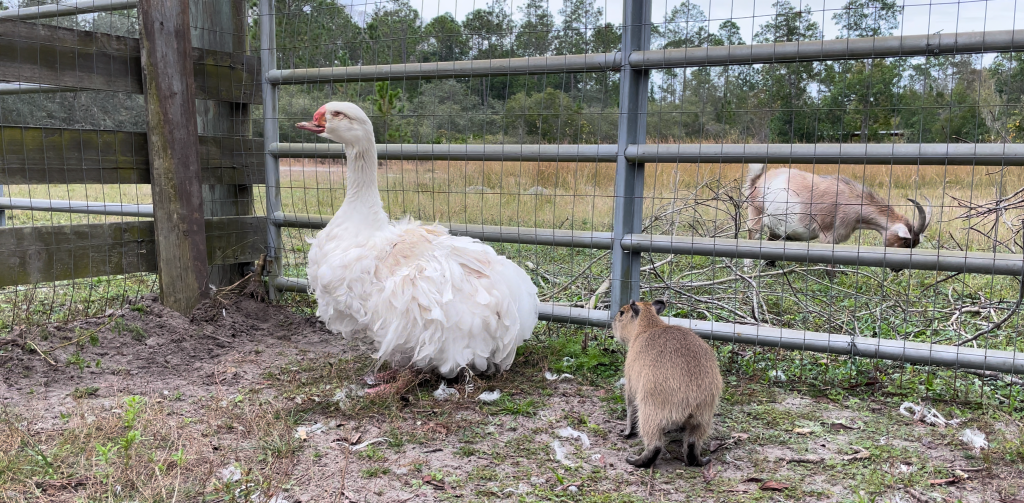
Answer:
[763,234,781,269]
[744,211,763,271]
[819,233,842,279]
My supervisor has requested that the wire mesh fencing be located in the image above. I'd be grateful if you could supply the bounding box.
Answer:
[257,0,1024,411]
[0,0,261,329]
[2,0,1023,411]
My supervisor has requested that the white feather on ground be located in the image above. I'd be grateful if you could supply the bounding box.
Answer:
[300,102,539,378]
[477,390,502,402]
[555,426,591,449]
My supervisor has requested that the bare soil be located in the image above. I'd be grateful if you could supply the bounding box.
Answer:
[1,295,1022,502]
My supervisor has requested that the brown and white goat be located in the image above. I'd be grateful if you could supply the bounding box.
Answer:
[744,164,931,271]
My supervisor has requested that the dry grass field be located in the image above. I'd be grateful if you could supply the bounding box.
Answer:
[4,159,1024,349]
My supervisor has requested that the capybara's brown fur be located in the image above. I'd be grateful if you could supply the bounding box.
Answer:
[612,300,723,468]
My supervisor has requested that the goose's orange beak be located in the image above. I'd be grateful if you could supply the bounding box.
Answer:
[296,105,327,134]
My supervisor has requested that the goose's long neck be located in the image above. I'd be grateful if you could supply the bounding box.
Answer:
[336,141,388,230]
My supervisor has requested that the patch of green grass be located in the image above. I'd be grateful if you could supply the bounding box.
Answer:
[259,433,300,463]
[360,466,390,478]
[997,426,1024,465]
[122,396,145,429]
[65,351,88,372]
[454,444,478,458]
[467,465,500,482]
[598,389,626,420]
[358,445,385,462]
[384,427,428,450]
[489,396,542,417]
[503,434,549,460]
[112,318,148,342]
[70,386,100,399]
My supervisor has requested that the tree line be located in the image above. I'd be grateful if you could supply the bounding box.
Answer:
[264,0,1024,147]
[2,0,1021,147]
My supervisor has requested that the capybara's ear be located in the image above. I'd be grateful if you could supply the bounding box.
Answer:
[652,299,667,315]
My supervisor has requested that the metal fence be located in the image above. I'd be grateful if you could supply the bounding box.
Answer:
[256,0,1024,383]
[3,0,1023,407]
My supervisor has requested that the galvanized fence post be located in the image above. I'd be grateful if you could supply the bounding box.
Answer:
[610,0,652,316]
[260,0,283,300]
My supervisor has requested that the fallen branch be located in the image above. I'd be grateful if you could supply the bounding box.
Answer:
[588,278,610,310]
[772,446,868,465]
[26,340,56,366]
[947,465,986,472]
[539,250,609,301]
[905,488,934,503]
[961,369,1024,386]
[678,266,800,288]
[841,446,871,461]
[709,433,749,453]
[954,274,1024,346]
[780,455,825,464]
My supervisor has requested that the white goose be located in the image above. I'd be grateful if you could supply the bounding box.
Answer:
[296,102,539,384]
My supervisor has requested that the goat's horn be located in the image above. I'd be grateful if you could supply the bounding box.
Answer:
[907,198,929,234]
[922,195,933,227]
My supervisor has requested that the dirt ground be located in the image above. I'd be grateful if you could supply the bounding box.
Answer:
[1,294,1022,502]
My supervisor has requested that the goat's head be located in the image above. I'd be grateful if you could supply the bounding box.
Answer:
[883,196,932,272]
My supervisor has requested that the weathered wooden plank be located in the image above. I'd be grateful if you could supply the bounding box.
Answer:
[204,215,264,266]
[0,220,157,287]
[0,217,265,287]
[0,126,264,185]
[193,0,256,287]
[0,17,260,103]
[140,0,209,314]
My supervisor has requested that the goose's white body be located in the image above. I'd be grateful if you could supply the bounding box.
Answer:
[301,102,538,378]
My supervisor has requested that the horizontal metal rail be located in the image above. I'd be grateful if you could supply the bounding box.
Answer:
[0,0,137,20]
[0,197,153,217]
[261,283,1024,374]
[628,143,1024,166]
[541,305,1024,375]
[621,235,1024,277]
[270,142,1024,166]
[630,29,1024,69]
[0,83,77,95]
[271,213,614,246]
[267,28,1023,85]
[273,215,1024,276]
[267,53,621,85]
[269,143,618,162]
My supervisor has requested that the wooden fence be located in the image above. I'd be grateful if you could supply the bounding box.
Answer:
[0,0,264,314]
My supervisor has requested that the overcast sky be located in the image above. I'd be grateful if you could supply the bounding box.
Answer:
[345,0,1019,40]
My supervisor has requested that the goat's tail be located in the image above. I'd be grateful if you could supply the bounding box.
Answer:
[745,163,766,192]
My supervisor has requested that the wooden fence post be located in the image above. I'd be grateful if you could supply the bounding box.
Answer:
[191,0,254,287]
[139,0,210,314]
